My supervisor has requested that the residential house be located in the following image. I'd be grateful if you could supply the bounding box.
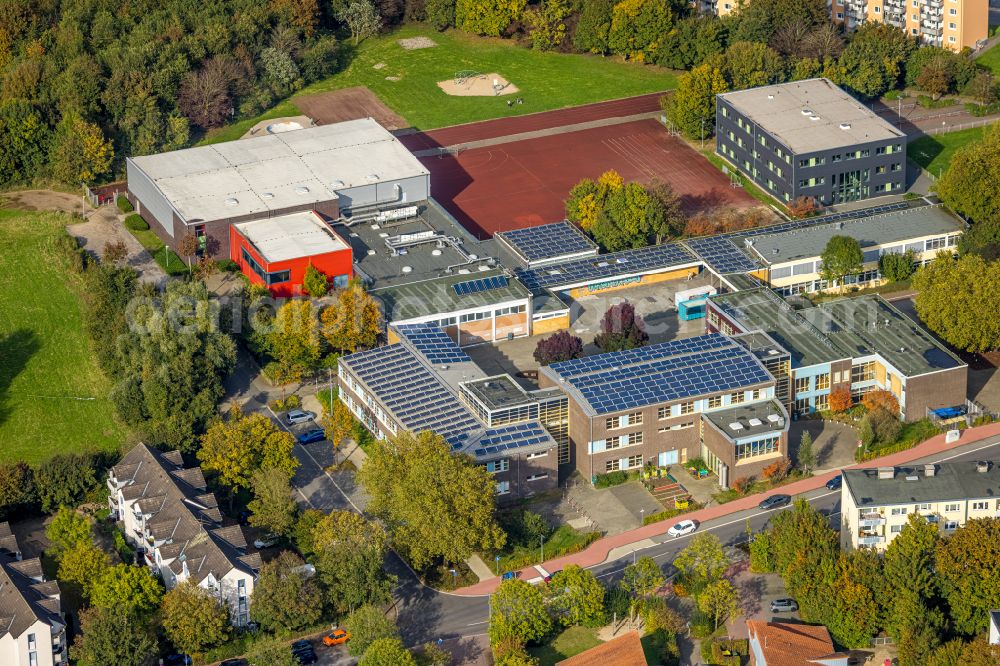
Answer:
[107,444,261,626]
[747,620,849,666]
[556,631,646,665]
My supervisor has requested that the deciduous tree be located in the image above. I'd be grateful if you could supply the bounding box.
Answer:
[935,518,1000,636]
[573,0,614,54]
[0,461,34,518]
[72,605,158,666]
[913,255,1000,353]
[594,301,648,352]
[102,240,128,265]
[161,582,231,656]
[90,564,164,619]
[312,511,395,613]
[178,233,199,273]
[344,604,399,656]
[425,0,456,29]
[862,390,899,417]
[198,406,299,494]
[303,263,329,297]
[57,541,111,599]
[673,533,728,583]
[664,63,728,140]
[698,579,738,630]
[621,556,665,599]
[339,0,383,44]
[455,0,527,36]
[837,23,914,98]
[522,0,570,51]
[546,565,604,627]
[322,399,355,453]
[246,636,299,666]
[269,299,322,381]
[608,0,676,62]
[49,114,113,184]
[321,279,382,353]
[879,251,915,282]
[533,331,583,366]
[797,430,815,473]
[360,638,417,666]
[489,579,552,645]
[358,430,506,570]
[936,124,1000,241]
[717,41,785,90]
[34,453,96,514]
[247,468,298,537]
[819,235,863,286]
[46,507,91,554]
[829,386,852,413]
[251,551,324,632]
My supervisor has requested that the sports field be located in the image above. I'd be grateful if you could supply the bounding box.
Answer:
[424,117,757,239]
[908,126,990,176]
[0,209,123,463]
[202,25,677,144]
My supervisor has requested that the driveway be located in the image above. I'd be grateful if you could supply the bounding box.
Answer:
[789,420,858,472]
[67,206,168,286]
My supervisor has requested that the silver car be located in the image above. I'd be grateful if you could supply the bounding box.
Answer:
[286,409,316,425]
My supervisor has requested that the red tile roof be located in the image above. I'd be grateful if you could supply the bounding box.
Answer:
[747,620,848,666]
[557,631,646,666]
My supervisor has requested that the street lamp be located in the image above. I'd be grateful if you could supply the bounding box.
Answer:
[640,508,645,525]
[450,569,457,587]
[540,535,544,563]
[495,554,501,576]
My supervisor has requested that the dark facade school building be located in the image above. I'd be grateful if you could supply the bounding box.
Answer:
[716,78,907,205]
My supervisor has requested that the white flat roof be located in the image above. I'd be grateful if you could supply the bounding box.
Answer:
[129,118,429,224]
[234,211,350,263]
[718,78,904,154]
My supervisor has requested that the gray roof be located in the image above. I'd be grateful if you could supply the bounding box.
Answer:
[718,78,904,154]
[0,522,62,640]
[462,374,537,411]
[844,462,1000,508]
[373,268,531,322]
[113,445,258,584]
[748,205,965,265]
[128,118,428,224]
[234,210,350,263]
[702,400,789,441]
[708,289,964,376]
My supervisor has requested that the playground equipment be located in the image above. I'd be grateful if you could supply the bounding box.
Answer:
[454,70,482,86]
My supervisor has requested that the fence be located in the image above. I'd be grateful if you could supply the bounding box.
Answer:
[85,182,126,207]
[922,117,1000,136]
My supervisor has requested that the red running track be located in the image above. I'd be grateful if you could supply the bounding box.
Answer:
[423,118,757,239]
[399,92,665,151]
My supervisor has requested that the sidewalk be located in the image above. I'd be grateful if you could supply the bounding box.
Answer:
[452,421,1000,596]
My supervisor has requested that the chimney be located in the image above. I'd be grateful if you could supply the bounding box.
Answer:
[877,467,894,480]
[924,463,936,477]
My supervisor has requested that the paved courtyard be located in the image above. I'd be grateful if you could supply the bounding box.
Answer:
[789,420,859,472]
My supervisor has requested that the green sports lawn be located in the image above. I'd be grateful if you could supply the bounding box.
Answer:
[908,125,991,177]
[976,40,1000,77]
[0,209,123,464]
[202,24,678,144]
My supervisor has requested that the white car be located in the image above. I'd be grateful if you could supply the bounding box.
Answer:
[254,534,279,549]
[667,519,698,537]
[286,409,316,425]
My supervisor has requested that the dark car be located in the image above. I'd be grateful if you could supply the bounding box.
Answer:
[293,648,318,665]
[296,428,326,444]
[292,640,313,652]
[770,598,799,612]
[758,494,792,510]
[501,571,518,580]
[826,474,843,490]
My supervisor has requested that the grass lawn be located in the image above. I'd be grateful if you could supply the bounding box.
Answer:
[202,24,678,144]
[125,226,189,276]
[497,524,601,571]
[908,126,989,176]
[976,41,1000,76]
[528,626,602,665]
[0,209,124,463]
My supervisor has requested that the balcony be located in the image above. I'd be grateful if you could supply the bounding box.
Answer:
[858,535,885,546]
[859,517,886,528]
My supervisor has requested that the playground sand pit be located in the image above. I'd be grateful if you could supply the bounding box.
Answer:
[438,72,519,97]
[398,36,436,50]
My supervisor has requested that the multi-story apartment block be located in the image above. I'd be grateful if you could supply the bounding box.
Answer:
[716,79,907,205]
[107,444,260,626]
[538,333,790,489]
[841,462,1000,551]
[338,323,561,500]
[832,0,987,51]
[707,289,967,420]
[0,523,66,666]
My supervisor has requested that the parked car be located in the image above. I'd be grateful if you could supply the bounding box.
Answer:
[253,534,279,549]
[286,409,316,425]
[543,569,561,583]
[501,571,518,581]
[826,474,843,490]
[758,494,792,510]
[322,628,351,646]
[770,598,799,613]
[296,428,326,444]
[667,519,698,537]
[292,650,317,665]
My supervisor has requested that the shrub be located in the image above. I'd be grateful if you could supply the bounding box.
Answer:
[116,196,133,213]
[761,459,791,482]
[829,386,852,413]
[124,214,149,231]
[54,232,90,273]
[862,389,900,417]
[594,470,629,488]
[216,258,239,272]
[730,477,753,495]
[268,395,302,413]
[533,330,584,366]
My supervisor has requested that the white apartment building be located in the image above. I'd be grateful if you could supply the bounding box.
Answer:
[841,461,1000,551]
[108,444,260,626]
[0,523,66,666]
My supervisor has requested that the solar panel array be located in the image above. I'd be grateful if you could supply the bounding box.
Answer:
[548,333,729,379]
[341,344,479,445]
[684,201,913,275]
[497,221,597,263]
[515,242,697,291]
[394,323,471,365]
[473,421,552,457]
[453,275,509,295]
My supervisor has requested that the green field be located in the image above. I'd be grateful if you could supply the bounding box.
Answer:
[908,125,991,176]
[976,41,1000,76]
[202,25,678,144]
[0,209,123,463]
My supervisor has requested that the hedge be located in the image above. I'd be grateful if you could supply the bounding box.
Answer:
[124,214,149,231]
[116,195,134,213]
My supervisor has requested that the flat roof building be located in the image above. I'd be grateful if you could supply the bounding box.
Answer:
[538,333,789,489]
[841,462,1000,551]
[716,79,907,205]
[706,289,967,421]
[496,221,599,269]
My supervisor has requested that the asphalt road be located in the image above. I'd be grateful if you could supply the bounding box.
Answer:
[285,416,1000,645]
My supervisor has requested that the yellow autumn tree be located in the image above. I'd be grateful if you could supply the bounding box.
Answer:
[268,299,322,382]
[50,114,114,184]
[320,279,382,353]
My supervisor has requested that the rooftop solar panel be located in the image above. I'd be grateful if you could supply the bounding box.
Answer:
[453,275,509,295]
[548,333,730,379]
[497,221,598,263]
[394,323,471,365]
[516,242,697,291]
[473,422,553,457]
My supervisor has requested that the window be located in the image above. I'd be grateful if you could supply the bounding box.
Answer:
[526,473,549,482]
[460,311,490,323]
[526,451,548,460]
[708,395,723,409]
[333,274,350,289]
[926,236,949,251]
[750,389,762,401]
[794,397,811,412]
[917,503,931,511]
[606,459,620,472]
[267,269,289,285]
[730,391,745,405]
[795,377,811,393]
[949,21,956,28]
[852,361,876,383]
[814,393,829,411]
[496,304,526,316]
[626,454,643,469]
[485,459,509,474]
[972,501,988,511]
[658,406,669,420]
[944,520,959,530]
[874,5,880,11]
[944,503,961,512]
[605,416,617,430]
[496,481,510,495]
[949,7,956,14]
[815,373,830,390]
[659,422,694,432]
[27,634,35,650]
[735,436,779,461]
[890,525,903,534]
[891,507,908,516]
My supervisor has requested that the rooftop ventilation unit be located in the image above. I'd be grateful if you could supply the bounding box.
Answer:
[366,174,379,182]
[224,198,239,206]
[261,192,274,200]
[295,186,310,194]
[401,265,412,274]
[840,123,852,130]
[432,249,442,256]
[478,265,490,272]
[801,109,813,115]
[809,115,821,121]
[924,463,937,477]
[905,475,919,481]
[877,467,895,479]
[729,422,744,431]
[767,414,781,422]
[748,418,763,427]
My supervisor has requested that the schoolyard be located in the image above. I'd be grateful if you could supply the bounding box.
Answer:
[0,208,123,463]
[201,24,678,144]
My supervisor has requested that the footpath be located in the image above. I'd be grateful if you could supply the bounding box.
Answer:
[452,421,1000,596]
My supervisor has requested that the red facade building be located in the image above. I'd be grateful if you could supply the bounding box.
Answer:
[230,210,353,297]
